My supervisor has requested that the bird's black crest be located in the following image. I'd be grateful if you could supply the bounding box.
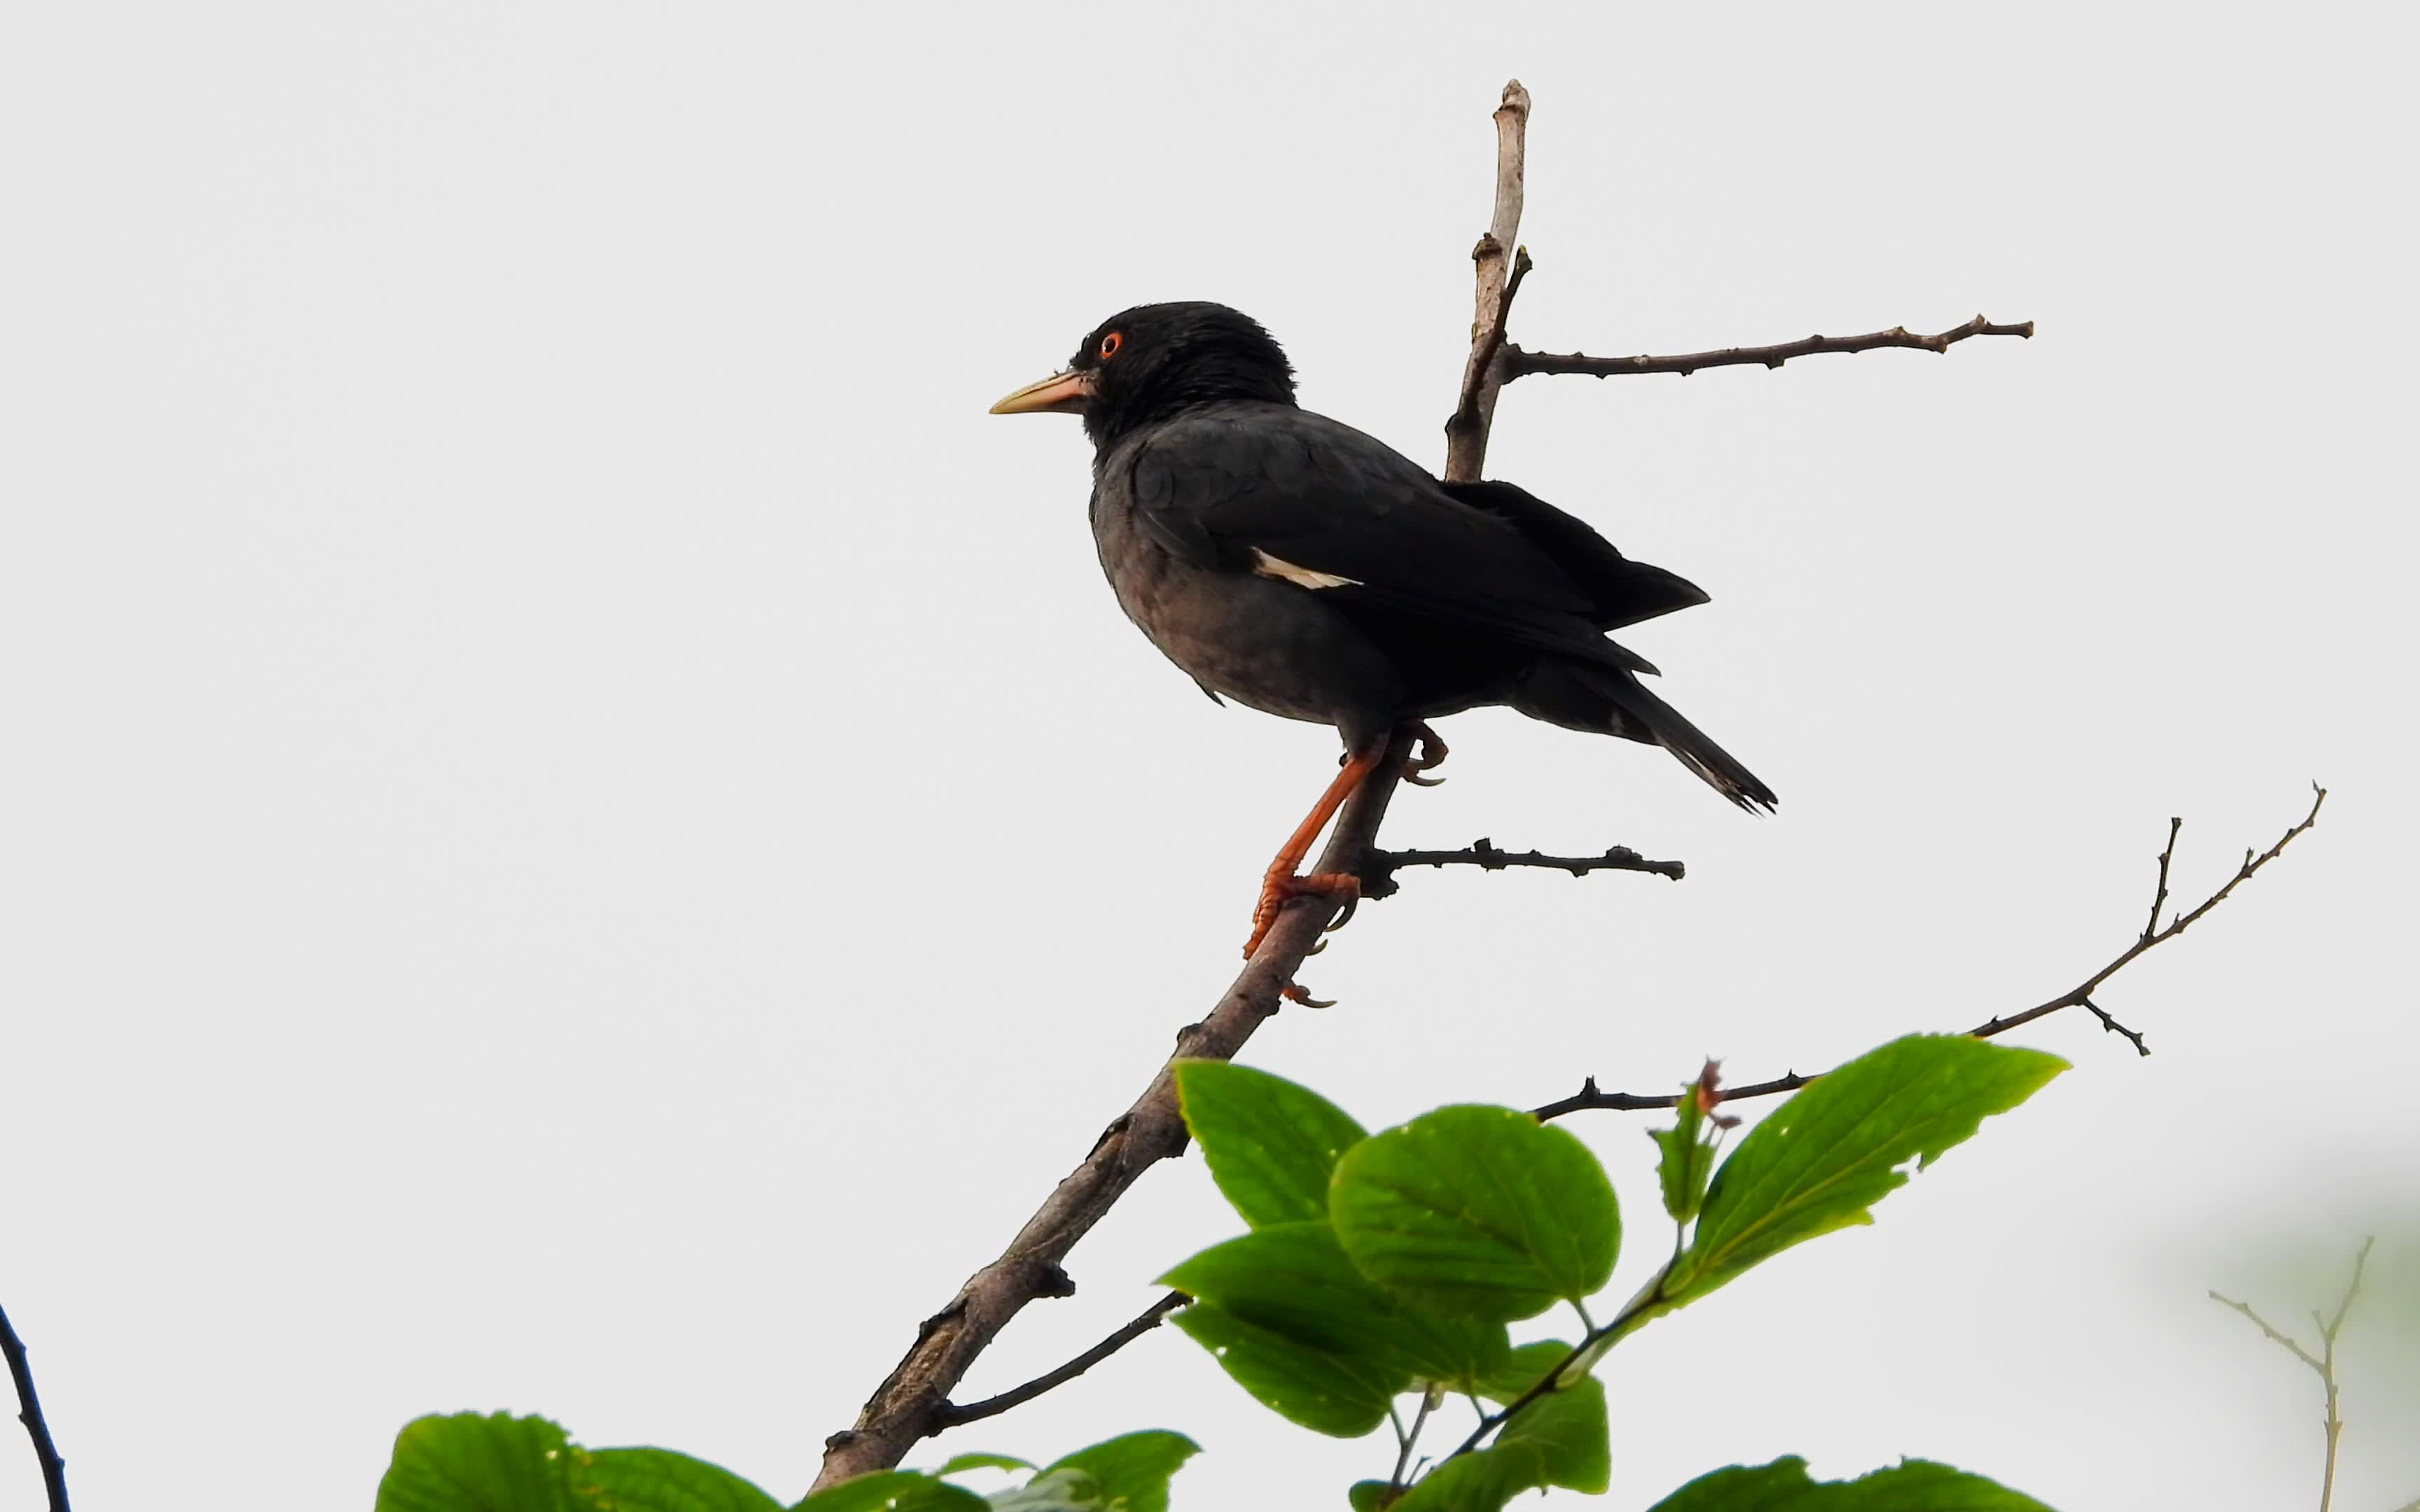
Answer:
[1071,301,1297,447]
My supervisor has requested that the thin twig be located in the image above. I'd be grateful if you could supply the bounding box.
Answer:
[1968,783,2325,1041]
[0,1302,70,1512]
[1442,80,1531,485]
[2144,816,2183,941]
[1501,316,2033,382]
[2078,997,2150,1056]
[1534,788,2323,1119]
[1390,1387,1436,1492]
[2210,1294,2326,1373]
[1358,837,1684,900]
[2210,1237,2374,1512]
[934,1292,1190,1429]
[1433,1274,1667,1473]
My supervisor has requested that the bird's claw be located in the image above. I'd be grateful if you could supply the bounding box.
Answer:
[1281,981,1337,1009]
[1242,872,1363,958]
[1402,722,1449,786]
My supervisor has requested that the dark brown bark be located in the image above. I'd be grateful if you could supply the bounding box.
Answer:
[809,732,1414,1490]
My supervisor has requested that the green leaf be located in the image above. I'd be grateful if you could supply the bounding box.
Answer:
[1347,1481,1397,1511]
[1175,1061,1370,1228]
[377,1413,586,1512]
[1669,1036,2065,1305]
[1161,1222,1508,1389]
[1389,1444,1541,1512]
[985,1468,1099,1511]
[588,1448,787,1512]
[1329,1105,1619,1322]
[1168,1300,1403,1436]
[1643,1455,2052,1511]
[1652,1079,1715,1223]
[1494,1373,1609,1495]
[1475,1340,1575,1403]
[1034,1432,1198,1512]
[377,1415,786,1512]
[792,1471,988,1512]
[929,1455,1032,1478]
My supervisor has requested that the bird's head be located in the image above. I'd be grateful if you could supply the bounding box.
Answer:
[989,302,1296,446]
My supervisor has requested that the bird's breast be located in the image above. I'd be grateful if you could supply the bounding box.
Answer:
[1088,491,1403,732]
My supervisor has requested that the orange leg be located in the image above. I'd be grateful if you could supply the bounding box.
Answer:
[1242,746,1385,958]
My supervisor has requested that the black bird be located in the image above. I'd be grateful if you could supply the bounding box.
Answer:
[991,302,1772,957]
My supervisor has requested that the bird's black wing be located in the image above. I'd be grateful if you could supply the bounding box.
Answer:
[1436,479,1709,631]
[1118,405,1632,658]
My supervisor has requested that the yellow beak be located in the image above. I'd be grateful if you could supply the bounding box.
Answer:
[988,368,1096,416]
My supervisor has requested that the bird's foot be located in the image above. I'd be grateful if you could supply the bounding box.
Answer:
[1280,981,1337,1009]
[1403,722,1449,787]
[1242,871,1362,958]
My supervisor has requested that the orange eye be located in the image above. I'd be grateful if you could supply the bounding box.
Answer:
[1097,331,1123,360]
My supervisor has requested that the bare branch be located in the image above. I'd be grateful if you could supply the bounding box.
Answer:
[0,1302,70,1512]
[2211,1237,2374,1512]
[808,743,1418,1490]
[1968,783,2325,1042]
[1534,1068,1812,1120]
[1358,836,1684,901]
[1502,316,2033,382]
[1535,788,2323,1119]
[934,1292,1190,1431]
[1442,80,1531,484]
[2210,1292,2326,1374]
[2321,1237,2375,1343]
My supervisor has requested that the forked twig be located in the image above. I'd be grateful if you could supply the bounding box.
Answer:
[1535,787,2324,1119]
[2211,1237,2375,1512]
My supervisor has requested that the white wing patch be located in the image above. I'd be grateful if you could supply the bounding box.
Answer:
[1251,548,1361,591]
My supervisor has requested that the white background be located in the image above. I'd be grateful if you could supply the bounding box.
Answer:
[4,4,2415,1508]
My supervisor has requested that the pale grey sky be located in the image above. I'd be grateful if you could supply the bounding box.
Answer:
[3,4,2415,1509]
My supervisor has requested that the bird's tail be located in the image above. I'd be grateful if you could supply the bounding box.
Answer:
[1513,658,1777,813]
